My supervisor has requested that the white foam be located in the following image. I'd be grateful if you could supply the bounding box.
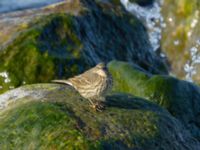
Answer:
[184,40,200,82]
[121,0,164,51]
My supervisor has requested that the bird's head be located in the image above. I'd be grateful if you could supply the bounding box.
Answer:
[95,62,108,77]
[96,62,106,69]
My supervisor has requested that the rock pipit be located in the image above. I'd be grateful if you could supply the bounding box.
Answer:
[52,63,113,111]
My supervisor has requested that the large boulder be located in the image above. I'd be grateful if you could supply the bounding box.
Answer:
[0,0,167,94]
[0,84,199,150]
[108,60,200,141]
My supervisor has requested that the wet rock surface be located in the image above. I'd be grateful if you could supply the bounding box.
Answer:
[109,60,200,141]
[0,0,200,149]
[0,0,167,94]
[0,83,199,150]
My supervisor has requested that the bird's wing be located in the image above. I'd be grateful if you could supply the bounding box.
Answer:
[68,71,99,87]
[52,66,100,88]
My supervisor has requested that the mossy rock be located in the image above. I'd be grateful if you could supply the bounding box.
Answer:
[0,0,167,94]
[0,84,199,149]
[108,60,200,141]
[0,14,89,94]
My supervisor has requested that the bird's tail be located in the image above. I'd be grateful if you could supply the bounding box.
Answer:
[51,80,73,86]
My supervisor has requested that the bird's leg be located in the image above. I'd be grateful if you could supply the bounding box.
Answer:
[88,97,106,112]
[88,98,96,109]
[94,97,106,111]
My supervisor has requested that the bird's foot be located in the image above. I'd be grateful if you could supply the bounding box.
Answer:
[90,102,105,112]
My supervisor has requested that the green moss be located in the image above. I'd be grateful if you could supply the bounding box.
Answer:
[108,61,149,96]
[0,0,167,94]
[0,100,99,150]
[108,60,200,140]
[0,14,88,94]
[0,83,197,149]
[108,60,199,112]
[0,93,164,149]
[142,76,178,109]
[0,97,158,149]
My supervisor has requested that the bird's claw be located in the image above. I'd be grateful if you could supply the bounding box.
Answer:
[90,102,105,112]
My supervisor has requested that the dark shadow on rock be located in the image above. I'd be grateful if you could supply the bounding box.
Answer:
[101,139,142,150]
[105,93,167,113]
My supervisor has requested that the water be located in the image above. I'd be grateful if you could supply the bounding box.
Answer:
[184,39,200,82]
[121,0,200,83]
[0,0,63,13]
[121,0,164,52]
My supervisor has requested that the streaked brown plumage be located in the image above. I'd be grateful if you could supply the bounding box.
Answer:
[52,63,113,111]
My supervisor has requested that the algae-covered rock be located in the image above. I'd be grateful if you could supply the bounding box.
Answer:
[0,84,199,150]
[0,14,89,93]
[108,60,200,141]
[0,0,167,94]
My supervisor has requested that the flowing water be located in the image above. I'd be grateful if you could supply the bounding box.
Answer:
[121,0,164,52]
[122,0,200,83]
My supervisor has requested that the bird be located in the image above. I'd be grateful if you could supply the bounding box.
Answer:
[52,63,113,111]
